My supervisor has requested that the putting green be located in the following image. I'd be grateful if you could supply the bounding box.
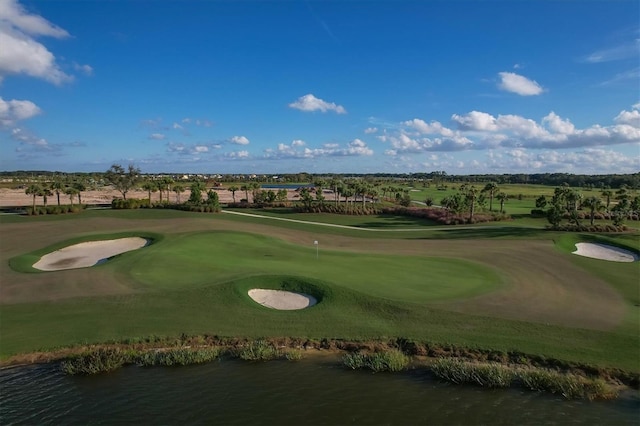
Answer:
[127,231,502,303]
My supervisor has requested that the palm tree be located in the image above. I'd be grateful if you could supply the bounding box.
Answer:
[161,177,174,202]
[496,192,508,213]
[228,185,239,203]
[141,181,157,205]
[583,196,604,225]
[73,181,86,205]
[329,177,341,206]
[241,184,249,202]
[25,184,41,210]
[601,190,613,212]
[250,182,261,204]
[173,184,185,204]
[463,185,478,222]
[482,182,499,212]
[51,179,64,206]
[41,187,53,207]
[65,187,79,206]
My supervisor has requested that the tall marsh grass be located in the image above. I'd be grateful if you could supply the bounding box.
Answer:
[342,349,409,372]
[430,358,618,400]
[61,347,221,375]
[235,340,281,361]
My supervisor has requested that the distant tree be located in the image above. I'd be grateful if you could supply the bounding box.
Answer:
[250,182,261,203]
[72,181,86,205]
[206,190,220,210]
[141,181,158,205]
[240,184,249,202]
[65,186,79,206]
[276,189,288,203]
[51,179,64,206]
[496,192,508,213]
[535,195,547,209]
[546,203,564,228]
[265,190,277,204]
[173,184,185,204]
[189,181,206,204]
[611,199,630,226]
[41,187,53,207]
[601,190,613,211]
[424,196,434,207]
[228,185,239,203]
[25,184,41,210]
[105,164,141,200]
[482,182,499,212]
[462,185,479,222]
[299,187,314,210]
[582,196,603,225]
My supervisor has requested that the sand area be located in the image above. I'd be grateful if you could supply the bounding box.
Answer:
[248,289,317,310]
[572,243,639,262]
[33,237,148,271]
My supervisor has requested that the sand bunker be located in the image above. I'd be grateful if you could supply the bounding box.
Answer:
[572,243,639,263]
[248,289,317,310]
[33,237,148,271]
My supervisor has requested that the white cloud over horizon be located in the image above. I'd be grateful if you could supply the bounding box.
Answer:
[379,106,640,157]
[263,138,373,160]
[497,72,544,96]
[288,94,347,114]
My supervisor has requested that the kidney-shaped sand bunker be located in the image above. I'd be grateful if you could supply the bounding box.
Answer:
[248,289,317,310]
[33,237,149,271]
[572,242,639,263]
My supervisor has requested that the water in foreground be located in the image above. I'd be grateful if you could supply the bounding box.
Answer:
[1,357,638,425]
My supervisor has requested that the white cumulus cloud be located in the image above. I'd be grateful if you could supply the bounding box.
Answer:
[497,72,544,96]
[288,94,347,114]
[0,0,74,84]
[230,135,250,145]
[614,108,640,128]
[0,96,41,127]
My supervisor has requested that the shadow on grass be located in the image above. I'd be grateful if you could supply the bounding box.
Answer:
[418,226,547,239]
[352,215,438,228]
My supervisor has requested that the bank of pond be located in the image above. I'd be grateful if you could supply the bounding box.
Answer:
[11,337,637,402]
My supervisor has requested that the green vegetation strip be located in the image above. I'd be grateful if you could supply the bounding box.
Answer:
[430,358,617,400]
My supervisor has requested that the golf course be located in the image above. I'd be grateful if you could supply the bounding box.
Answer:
[1,207,638,378]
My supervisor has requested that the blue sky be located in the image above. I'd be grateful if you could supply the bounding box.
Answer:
[0,0,638,174]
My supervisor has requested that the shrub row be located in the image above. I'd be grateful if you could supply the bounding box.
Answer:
[546,224,627,232]
[26,205,84,215]
[342,349,410,372]
[382,206,510,225]
[430,358,617,400]
[111,198,220,213]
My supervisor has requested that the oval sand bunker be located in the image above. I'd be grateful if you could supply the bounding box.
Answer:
[33,237,148,271]
[248,289,317,310]
[572,243,639,263]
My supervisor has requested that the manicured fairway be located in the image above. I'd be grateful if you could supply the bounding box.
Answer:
[128,231,500,302]
[1,209,638,373]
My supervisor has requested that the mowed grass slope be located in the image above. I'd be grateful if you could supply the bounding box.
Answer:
[129,231,500,302]
[1,210,638,372]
